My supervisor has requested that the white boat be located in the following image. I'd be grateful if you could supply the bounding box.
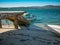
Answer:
[27,16,36,21]
[26,14,36,21]
[23,13,36,21]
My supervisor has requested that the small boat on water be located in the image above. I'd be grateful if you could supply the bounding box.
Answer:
[27,15,36,21]
[23,13,36,21]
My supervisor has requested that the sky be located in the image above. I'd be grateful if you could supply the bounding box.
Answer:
[0,0,60,7]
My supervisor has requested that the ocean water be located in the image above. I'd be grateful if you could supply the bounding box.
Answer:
[25,9,60,25]
[1,8,60,25]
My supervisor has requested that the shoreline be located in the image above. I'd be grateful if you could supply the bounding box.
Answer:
[33,23,60,36]
[48,24,60,29]
[46,24,60,33]
[0,24,60,34]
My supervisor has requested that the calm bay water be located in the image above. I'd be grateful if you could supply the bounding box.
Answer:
[1,8,60,25]
[25,9,60,25]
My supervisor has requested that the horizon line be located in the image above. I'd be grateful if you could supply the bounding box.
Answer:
[0,5,60,8]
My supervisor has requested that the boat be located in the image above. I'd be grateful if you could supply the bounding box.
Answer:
[23,13,36,21]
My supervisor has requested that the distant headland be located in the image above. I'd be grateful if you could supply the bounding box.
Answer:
[0,5,60,11]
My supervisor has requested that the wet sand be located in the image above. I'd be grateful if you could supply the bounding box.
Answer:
[0,24,60,45]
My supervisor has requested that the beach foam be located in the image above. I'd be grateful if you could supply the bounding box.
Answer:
[32,23,60,36]
[46,24,60,33]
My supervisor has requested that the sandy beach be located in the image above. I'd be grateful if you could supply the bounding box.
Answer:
[0,23,60,45]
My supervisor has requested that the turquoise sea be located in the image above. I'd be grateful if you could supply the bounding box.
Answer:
[1,8,60,25]
[26,9,60,25]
